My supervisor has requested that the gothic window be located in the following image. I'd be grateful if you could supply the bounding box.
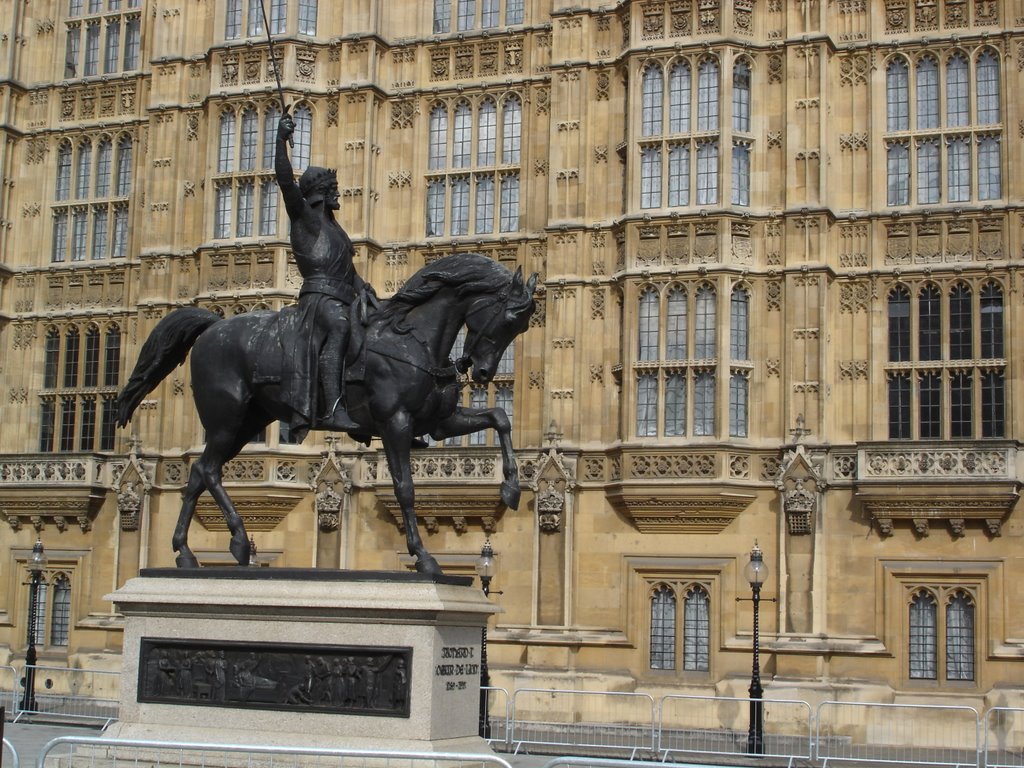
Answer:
[50,574,72,647]
[632,54,735,210]
[885,281,1004,439]
[64,0,140,77]
[648,581,712,674]
[39,323,121,452]
[213,102,284,239]
[908,586,976,684]
[885,50,1002,206]
[52,134,131,262]
[225,0,312,39]
[432,0,523,32]
[633,281,739,439]
[425,96,521,237]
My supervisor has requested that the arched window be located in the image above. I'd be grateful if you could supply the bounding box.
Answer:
[730,287,749,360]
[56,141,73,201]
[115,136,132,196]
[696,58,719,132]
[669,61,691,133]
[650,585,676,670]
[696,140,718,205]
[50,574,72,647]
[478,99,497,165]
[218,109,236,173]
[909,590,937,679]
[666,288,687,359]
[683,585,710,671]
[915,56,939,129]
[979,283,1003,359]
[917,137,940,203]
[642,64,664,137]
[453,102,472,168]
[501,96,522,164]
[292,105,312,171]
[262,103,282,169]
[239,107,258,171]
[76,140,92,199]
[640,146,662,209]
[948,283,972,360]
[95,139,112,196]
[665,372,686,436]
[63,327,80,388]
[499,173,519,232]
[729,373,748,437]
[637,373,658,437]
[888,287,911,361]
[886,58,910,131]
[450,176,469,235]
[638,287,659,361]
[946,590,974,681]
[975,50,999,125]
[732,59,751,133]
[429,104,448,171]
[83,327,101,387]
[693,370,715,436]
[945,53,969,127]
[44,329,60,388]
[918,285,940,361]
[886,141,910,205]
[694,285,716,358]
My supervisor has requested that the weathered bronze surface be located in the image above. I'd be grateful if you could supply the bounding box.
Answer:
[139,638,411,717]
[116,148,538,572]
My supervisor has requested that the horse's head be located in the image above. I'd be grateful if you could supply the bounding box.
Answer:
[461,266,538,384]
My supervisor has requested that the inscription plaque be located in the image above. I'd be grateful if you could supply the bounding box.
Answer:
[139,638,411,717]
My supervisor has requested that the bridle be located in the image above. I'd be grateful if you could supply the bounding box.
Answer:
[458,288,515,373]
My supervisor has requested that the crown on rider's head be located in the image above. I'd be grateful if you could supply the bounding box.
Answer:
[298,166,338,199]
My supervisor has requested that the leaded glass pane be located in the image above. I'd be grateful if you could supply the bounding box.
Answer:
[477,100,496,166]
[668,144,689,207]
[666,288,687,359]
[695,285,716,358]
[638,288,659,361]
[429,106,448,170]
[665,373,686,436]
[502,97,522,164]
[642,65,664,137]
[950,370,972,438]
[729,373,748,438]
[919,372,941,439]
[696,59,719,131]
[669,62,691,133]
[499,173,519,232]
[980,283,1003,358]
[917,138,940,204]
[909,590,937,680]
[732,60,750,133]
[50,575,71,647]
[946,54,969,127]
[636,373,658,436]
[946,591,974,681]
[947,136,970,203]
[889,373,911,439]
[450,177,469,235]
[975,50,999,125]
[650,585,676,670]
[887,142,909,205]
[730,288,748,360]
[977,136,1000,201]
[683,586,710,672]
[889,287,911,361]
[918,285,940,360]
[981,370,1004,438]
[916,56,939,129]
[453,103,472,168]
[696,140,718,205]
[693,371,714,436]
[949,284,972,359]
[640,146,662,209]
[426,179,446,236]
[475,175,494,234]
[240,108,258,171]
[886,58,910,131]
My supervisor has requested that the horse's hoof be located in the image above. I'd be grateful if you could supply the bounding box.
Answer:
[229,535,251,566]
[500,483,521,510]
[415,554,443,576]
[176,553,200,568]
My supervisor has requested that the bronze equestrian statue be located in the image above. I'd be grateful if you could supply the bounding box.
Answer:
[116,119,538,575]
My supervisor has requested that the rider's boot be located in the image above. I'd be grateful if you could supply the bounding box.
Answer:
[317,348,360,431]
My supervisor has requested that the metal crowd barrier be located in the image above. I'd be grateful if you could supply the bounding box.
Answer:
[541,756,733,768]
[2,736,21,768]
[483,685,512,749]
[12,665,119,727]
[37,736,513,768]
[657,693,812,765]
[816,700,981,768]
[0,667,17,720]
[510,688,657,759]
[984,707,1024,768]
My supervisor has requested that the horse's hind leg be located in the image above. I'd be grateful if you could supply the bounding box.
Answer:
[172,465,207,568]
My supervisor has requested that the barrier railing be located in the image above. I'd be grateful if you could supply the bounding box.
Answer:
[816,700,981,768]
[541,756,724,768]
[483,685,512,750]
[658,693,813,765]
[0,667,17,720]
[984,707,1024,768]
[510,688,657,759]
[3,736,21,768]
[12,665,119,727]
[37,736,513,768]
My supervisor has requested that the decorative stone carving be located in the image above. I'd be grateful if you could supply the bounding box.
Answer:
[312,451,352,533]
[114,451,152,533]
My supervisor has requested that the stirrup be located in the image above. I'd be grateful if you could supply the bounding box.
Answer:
[317,407,360,431]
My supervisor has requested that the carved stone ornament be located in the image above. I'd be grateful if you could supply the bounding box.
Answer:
[114,451,153,532]
[195,494,301,532]
[536,485,564,533]
[311,451,353,533]
[607,484,756,533]
[521,447,577,534]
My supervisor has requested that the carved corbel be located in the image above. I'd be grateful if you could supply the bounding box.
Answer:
[876,517,893,536]
[948,518,966,537]
[984,518,1002,537]
[912,518,929,537]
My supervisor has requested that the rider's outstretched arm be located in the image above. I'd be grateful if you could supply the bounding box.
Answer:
[275,116,306,220]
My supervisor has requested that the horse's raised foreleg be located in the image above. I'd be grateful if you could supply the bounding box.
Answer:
[430,407,520,509]
[381,412,442,575]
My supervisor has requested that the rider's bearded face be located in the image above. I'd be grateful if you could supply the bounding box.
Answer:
[324,182,340,210]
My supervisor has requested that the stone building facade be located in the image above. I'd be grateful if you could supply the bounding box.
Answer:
[0,0,1022,713]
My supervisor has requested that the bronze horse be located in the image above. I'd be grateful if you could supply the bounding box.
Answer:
[117,254,538,574]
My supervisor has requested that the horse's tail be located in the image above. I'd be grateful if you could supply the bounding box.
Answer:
[116,307,221,427]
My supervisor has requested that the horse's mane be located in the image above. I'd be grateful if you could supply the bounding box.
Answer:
[376,253,514,332]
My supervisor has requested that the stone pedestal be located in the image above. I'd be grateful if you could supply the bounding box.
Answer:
[105,569,497,752]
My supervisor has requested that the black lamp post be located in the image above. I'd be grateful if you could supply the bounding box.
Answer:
[20,539,47,712]
[740,541,772,756]
[475,538,495,740]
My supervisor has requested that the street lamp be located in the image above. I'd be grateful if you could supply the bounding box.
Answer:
[741,541,773,756]
[475,539,495,740]
[21,539,47,713]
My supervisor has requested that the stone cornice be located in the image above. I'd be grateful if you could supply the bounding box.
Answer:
[607,482,757,533]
